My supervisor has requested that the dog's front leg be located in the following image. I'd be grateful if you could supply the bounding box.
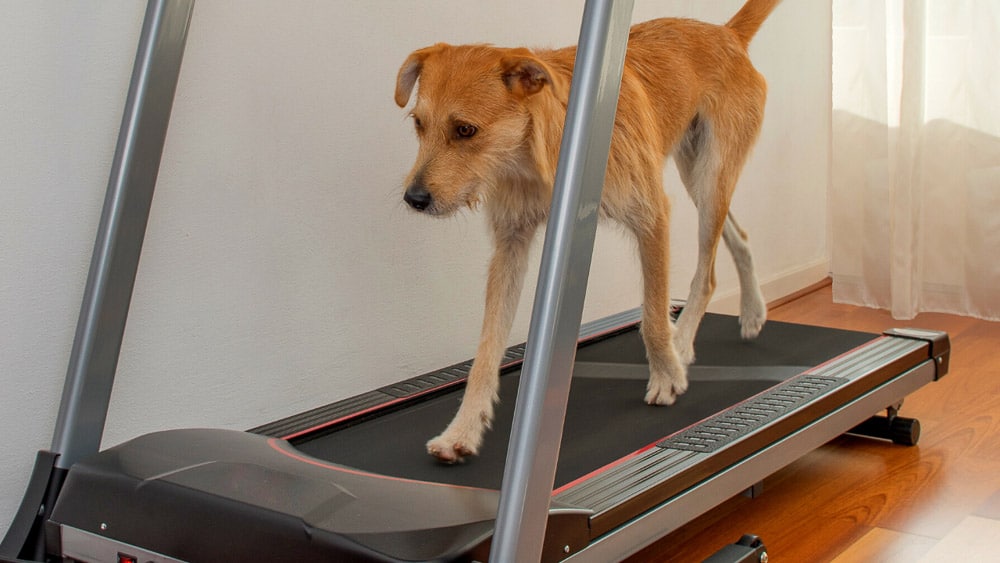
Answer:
[427,224,536,463]
[635,201,688,405]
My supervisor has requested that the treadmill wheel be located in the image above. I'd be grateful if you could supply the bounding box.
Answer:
[847,414,921,446]
[889,416,921,446]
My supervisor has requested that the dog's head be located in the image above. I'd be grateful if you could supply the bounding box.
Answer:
[395,43,561,216]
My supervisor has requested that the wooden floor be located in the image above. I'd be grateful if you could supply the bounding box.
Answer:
[627,284,1000,563]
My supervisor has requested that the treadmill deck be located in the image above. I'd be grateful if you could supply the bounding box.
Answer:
[291,314,874,491]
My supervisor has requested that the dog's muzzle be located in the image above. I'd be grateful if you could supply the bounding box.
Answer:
[404,184,432,211]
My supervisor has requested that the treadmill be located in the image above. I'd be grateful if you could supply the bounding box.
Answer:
[1,1,951,562]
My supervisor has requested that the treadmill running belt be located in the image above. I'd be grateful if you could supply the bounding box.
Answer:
[293,314,874,491]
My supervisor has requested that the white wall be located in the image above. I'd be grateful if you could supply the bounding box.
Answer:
[0,0,830,535]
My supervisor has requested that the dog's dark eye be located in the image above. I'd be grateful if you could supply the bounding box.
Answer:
[412,116,423,131]
[455,124,478,139]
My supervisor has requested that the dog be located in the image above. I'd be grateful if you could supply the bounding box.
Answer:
[395,0,778,463]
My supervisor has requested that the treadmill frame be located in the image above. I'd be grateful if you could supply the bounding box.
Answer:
[2,0,954,561]
[43,313,949,562]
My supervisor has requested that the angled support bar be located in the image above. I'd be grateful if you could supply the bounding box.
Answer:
[3,3,195,558]
[51,0,194,470]
[490,0,634,561]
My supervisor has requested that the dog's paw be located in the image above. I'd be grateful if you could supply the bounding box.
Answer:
[426,426,483,464]
[739,282,767,340]
[740,292,767,340]
[645,359,689,406]
[644,376,688,406]
[740,309,766,340]
[426,437,472,464]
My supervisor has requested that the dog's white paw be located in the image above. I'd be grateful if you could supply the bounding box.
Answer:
[740,309,766,340]
[426,421,486,463]
[645,358,689,406]
[645,373,688,405]
[740,291,767,340]
[740,283,767,340]
[426,435,474,464]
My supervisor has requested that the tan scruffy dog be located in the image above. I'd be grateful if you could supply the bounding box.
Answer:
[395,0,779,463]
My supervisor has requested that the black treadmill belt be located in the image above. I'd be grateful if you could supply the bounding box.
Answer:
[293,315,875,491]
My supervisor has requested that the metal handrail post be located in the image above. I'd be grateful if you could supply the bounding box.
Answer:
[50,0,194,470]
[489,0,633,561]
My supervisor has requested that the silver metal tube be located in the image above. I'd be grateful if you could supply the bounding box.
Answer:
[489,1,633,561]
[51,0,194,469]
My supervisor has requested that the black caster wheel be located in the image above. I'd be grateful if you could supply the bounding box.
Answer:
[847,414,921,446]
[889,415,920,446]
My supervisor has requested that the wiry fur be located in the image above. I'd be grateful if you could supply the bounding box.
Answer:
[396,0,780,462]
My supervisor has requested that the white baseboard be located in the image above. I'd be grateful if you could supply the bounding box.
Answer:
[706,259,831,315]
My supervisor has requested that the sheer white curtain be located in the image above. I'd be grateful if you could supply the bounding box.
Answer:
[831,0,1000,320]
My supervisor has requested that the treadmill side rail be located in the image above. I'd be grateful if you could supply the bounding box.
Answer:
[564,350,940,561]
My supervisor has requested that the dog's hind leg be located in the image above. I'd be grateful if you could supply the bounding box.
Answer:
[426,221,537,463]
[633,192,688,405]
[673,113,764,363]
[722,211,766,339]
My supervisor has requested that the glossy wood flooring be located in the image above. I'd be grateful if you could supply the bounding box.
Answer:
[627,283,1000,562]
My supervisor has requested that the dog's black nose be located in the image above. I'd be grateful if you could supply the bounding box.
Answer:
[404,185,432,211]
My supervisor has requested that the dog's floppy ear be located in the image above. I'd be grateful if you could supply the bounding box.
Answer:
[501,49,554,98]
[395,44,446,107]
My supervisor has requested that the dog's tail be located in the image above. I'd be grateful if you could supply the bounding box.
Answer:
[726,0,782,47]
